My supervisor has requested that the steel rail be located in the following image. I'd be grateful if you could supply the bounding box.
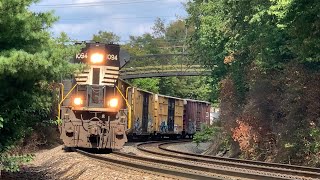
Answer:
[74,148,223,180]
[112,151,288,179]
[158,141,320,175]
[136,141,320,179]
[113,146,289,180]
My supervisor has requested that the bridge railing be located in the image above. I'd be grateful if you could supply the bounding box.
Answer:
[119,65,211,79]
[119,53,211,79]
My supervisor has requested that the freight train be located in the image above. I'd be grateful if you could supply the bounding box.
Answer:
[127,87,211,139]
[58,42,210,150]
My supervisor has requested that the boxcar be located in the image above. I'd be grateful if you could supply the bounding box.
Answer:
[183,99,211,137]
[127,87,155,137]
[155,94,184,137]
[125,85,210,139]
[126,87,184,138]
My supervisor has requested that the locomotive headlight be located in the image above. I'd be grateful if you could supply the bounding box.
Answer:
[90,53,104,64]
[73,97,83,106]
[109,98,118,108]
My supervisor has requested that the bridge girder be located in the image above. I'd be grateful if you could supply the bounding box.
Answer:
[119,65,211,79]
[120,71,211,79]
[120,54,211,79]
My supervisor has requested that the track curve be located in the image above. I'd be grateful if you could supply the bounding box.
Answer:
[136,141,320,180]
[75,148,226,179]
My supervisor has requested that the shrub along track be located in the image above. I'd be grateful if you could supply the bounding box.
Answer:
[135,141,320,180]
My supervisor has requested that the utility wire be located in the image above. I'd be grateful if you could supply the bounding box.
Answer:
[59,15,176,21]
[61,39,187,46]
[120,39,187,43]
[66,39,187,44]
[35,0,163,8]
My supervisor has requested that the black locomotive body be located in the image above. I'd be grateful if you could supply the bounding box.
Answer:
[59,42,128,150]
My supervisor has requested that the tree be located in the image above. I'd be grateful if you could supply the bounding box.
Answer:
[0,0,80,172]
[123,18,212,101]
[186,0,320,165]
[127,33,162,54]
[165,19,187,48]
[130,78,159,93]
[92,31,120,43]
[152,18,166,38]
[284,0,320,66]
[123,33,161,92]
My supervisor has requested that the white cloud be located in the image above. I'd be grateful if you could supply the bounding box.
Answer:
[165,0,187,3]
[52,22,94,38]
[131,23,153,36]
[74,0,104,3]
[31,0,187,41]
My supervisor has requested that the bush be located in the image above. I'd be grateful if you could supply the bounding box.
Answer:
[0,154,34,173]
[193,125,222,145]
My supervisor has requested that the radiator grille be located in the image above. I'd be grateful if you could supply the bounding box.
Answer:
[101,66,119,86]
[75,69,90,84]
[74,66,119,86]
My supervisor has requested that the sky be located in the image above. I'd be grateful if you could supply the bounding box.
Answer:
[30,0,188,43]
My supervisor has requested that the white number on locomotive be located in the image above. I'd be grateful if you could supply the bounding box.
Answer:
[107,54,118,61]
[75,53,118,60]
[75,53,88,59]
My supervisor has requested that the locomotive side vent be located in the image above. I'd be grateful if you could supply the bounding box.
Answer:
[74,69,90,84]
[101,66,119,86]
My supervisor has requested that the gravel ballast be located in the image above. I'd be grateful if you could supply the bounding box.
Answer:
[2,142,210,179]
[166,142,211,154]
[1,145,176,180]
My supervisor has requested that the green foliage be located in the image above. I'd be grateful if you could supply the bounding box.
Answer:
[130,78,160,93]
[193,126,221,145]
[309,127,320,153]
[187,0,320,165]
[55,117,62,126]
[0,0,58,52]
[0,154,34,172]
[92,31,120,43]
[0,0,81,172]
[123,18,212,101]
[159,76,211,100]
[152,18,166,38]
[284,0,320,65]
[186,0,293,101]
[127,33,162,54]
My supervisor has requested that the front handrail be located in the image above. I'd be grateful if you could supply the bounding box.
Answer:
[57,83,78,120]
[115,86,132,130]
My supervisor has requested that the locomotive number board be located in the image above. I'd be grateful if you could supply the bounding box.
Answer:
[75,42,120,67]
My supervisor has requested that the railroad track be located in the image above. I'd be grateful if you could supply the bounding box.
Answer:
[135,141,320,180]
[75,148,227,179]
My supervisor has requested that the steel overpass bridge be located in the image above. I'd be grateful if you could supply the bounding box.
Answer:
[120,65,211,79]
[119,53,211,79]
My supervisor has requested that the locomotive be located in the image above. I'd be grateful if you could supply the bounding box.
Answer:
[58,42,128,150]
[58,42,211,150]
